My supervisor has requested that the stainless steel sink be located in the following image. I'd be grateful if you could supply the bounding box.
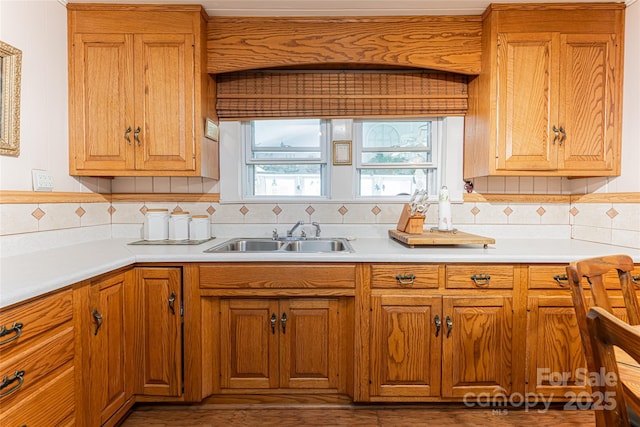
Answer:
[283,239,350,253]
[204,238,353,253]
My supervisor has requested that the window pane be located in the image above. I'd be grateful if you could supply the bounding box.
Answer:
[359,168,435,196]
[362,121,432,149]
[252,165,322,196]
[361,151,432,165]
[253,119,323,150]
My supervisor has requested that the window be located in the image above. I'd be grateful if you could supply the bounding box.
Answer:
[244,119,329,197]
[354,119,440,197]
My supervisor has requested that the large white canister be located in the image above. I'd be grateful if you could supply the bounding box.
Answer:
[144,208,169,240]
[169,211,190,240]
[190,215,211,240]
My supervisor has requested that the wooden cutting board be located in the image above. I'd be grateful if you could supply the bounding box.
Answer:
[389,229,495,248]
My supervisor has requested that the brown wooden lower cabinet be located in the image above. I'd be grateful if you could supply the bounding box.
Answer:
[129,267,183,397]
[369,293,513,400]
[215,297,351,394]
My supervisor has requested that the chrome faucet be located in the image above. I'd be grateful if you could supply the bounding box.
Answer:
[286,220,304,237]
[311,222,321,238]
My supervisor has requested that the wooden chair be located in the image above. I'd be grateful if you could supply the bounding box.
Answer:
[586,307,640,426]
[566,254,640,426]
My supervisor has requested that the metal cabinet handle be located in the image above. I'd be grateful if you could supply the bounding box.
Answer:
[631,275,639,286]
[92,309,103,336]
[0,370,25,398]
[134,126,142,146]
[558,126,566,145]
[270,313,277,334]
[0,322,24,345]
[445,316,453,338]
[395,273,416,286]
[434,315,441,337]
[281,313,287,334]
[553,274,569,287]
[552,125,560,144]
[168,292,176,315]
[124,126,132,145]
[470,274,491,286]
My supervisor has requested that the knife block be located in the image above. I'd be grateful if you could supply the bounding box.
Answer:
[396,203,426,234]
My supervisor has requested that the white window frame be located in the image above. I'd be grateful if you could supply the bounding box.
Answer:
[353,118,443,200]
[241,119,331,199]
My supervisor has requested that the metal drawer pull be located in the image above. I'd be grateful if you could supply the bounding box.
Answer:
[446,316,453,338]
[395,273,416,286]
[632,275,640,286]
[281,313,287,334]
[0,370,25,398]
[0,322,24,345]
[270,313,277,334]
[168,292,176,315]
[434,315,441,337]
[558,126,566,145]
[471,274,491,286]
[134,126,142,146]
[553,274,569,286]
[92,309,103,336]
[124,126,132,145]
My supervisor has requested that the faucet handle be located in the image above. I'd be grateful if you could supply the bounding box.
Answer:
[272,229,279,240]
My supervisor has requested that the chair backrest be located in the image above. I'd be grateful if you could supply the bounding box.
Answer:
[567,254,640,427]
[587,306,640,427]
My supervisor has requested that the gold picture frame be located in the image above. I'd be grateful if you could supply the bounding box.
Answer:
[333,140,352,165]
[0,41,22,157]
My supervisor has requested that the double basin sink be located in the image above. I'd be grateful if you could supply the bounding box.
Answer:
[204,237,354,253]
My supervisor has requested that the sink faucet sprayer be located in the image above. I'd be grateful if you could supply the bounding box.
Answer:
[312,222,321,238]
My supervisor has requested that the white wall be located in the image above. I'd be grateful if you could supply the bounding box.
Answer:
[0,0,638,195]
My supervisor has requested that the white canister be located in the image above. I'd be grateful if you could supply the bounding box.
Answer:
[438,186,453,231]
[189,215,211,240]
[169,211,190,240]
[144,209,169,241]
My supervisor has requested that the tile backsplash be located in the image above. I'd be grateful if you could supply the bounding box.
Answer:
[2,194,638,253]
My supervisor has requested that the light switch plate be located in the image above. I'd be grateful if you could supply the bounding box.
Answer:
[32,169,54,192]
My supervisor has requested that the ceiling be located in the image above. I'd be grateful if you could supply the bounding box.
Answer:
[64,0,630,17]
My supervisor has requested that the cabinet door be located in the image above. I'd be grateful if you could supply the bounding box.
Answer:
[90,272,130,424]
[132,267,182,396]
[496,32,558,171]
[134,34,195,172]
[441,296,513,398]
[370,295,442,398]
[219,299,279,390]
[558,33,617,172]
[526,296,587,397]
[70,33,135,173]
[279,299,340,390]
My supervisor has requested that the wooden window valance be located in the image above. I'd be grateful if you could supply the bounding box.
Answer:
[215,70,469,120]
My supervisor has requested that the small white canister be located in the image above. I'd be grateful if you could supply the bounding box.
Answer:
[144,208,169,241]
[169,211,190,240]
[190,215,210,240]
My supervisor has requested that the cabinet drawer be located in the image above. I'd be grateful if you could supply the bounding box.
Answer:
[199,263,356,289]
[528,264,639,290]
[0,289,73,357]
[445,265,514,289]
[0,364,75,427]
[0,324,74,406]
[370,264,440,289]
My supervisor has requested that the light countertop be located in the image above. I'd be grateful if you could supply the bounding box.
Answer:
[2,236,639,308]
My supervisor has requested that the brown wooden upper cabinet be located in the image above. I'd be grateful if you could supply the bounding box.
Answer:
[67,4,218,178]
[464,4,625,178]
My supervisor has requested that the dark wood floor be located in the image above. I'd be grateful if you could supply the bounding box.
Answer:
[121,403,596,426]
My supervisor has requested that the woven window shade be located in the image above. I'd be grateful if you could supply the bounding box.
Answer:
[216,70,468,120]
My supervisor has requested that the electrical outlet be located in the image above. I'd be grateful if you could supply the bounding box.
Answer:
[32,170,54,192]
